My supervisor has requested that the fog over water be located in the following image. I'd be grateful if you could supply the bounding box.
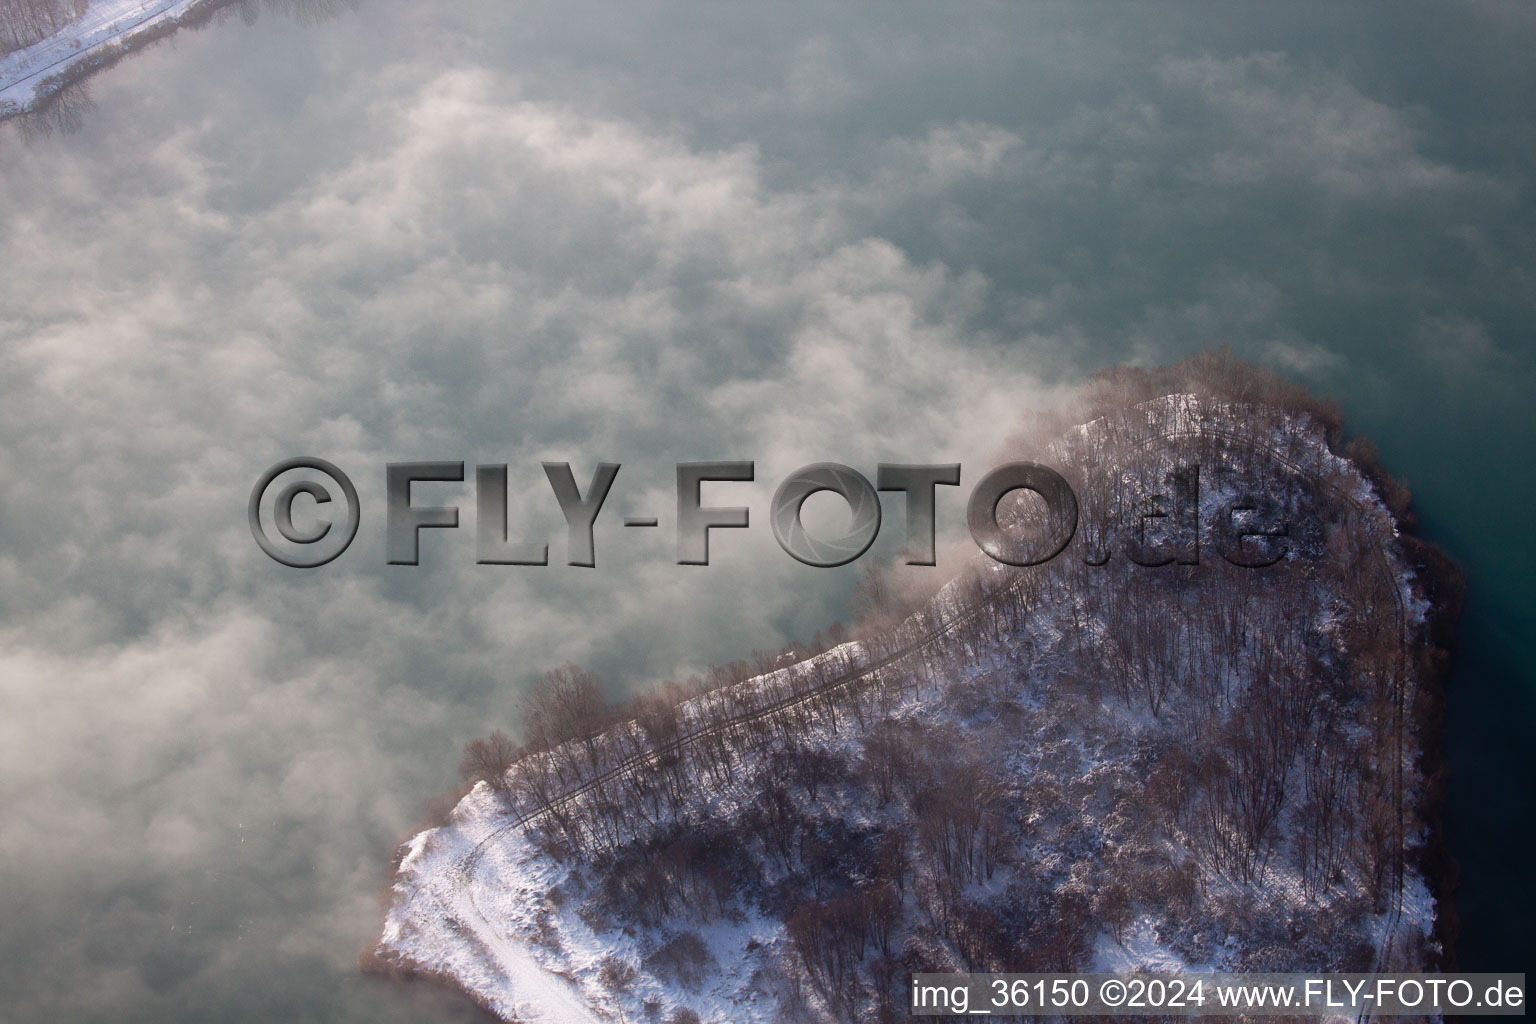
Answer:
[1,2,1532,1019]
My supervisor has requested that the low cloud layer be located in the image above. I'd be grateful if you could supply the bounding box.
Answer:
[1,1,1532,1019]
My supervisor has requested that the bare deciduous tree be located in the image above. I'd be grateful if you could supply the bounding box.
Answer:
[458,730,521,798]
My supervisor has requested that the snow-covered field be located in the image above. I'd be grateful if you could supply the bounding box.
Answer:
[0,0,208,117]
[385,812,606,1024]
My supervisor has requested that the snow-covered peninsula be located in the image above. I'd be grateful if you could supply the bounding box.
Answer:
[370,370,1458,1023]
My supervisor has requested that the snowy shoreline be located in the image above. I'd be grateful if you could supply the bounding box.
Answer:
[369,394,1457,1023]
[0,0,228,120]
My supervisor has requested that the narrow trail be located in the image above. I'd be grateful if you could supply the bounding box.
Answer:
[0,0,207,115]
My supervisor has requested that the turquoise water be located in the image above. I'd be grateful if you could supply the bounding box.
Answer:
[1234,328,1536,971]
[0,2,1530,1020]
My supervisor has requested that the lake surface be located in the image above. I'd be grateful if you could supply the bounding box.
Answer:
[0,2,1530,1019]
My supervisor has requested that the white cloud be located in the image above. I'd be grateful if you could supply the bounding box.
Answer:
[1,3,1531,1017]
[1156,52,1490,198]
[0,56,1071,1015]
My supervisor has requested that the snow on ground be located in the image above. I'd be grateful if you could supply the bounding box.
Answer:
[377,395,1439,1022]
[384,787,606,1024]
[0,0,208,117]
[1094,915,1211,974]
